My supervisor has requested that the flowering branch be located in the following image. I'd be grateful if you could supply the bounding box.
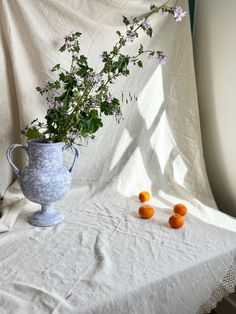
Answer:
[23,3,186,144]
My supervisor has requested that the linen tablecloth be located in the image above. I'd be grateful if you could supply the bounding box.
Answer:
[0,0,236,313]
[1,185,236,314]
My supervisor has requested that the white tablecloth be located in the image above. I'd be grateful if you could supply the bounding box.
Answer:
[0,0,236,313]
[0,185,236,314]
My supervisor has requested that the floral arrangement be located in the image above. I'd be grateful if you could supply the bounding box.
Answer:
[24,3,186,144]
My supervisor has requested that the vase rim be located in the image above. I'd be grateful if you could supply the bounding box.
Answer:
[27,139,64,146]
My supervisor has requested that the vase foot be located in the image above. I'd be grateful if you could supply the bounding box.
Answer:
[28,209,64,227]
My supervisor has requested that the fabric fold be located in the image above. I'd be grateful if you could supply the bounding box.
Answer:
[0,0,236,313]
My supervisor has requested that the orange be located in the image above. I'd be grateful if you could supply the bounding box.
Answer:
[173,204,188,216]
[169,214,184,229]
[138,205,154,219]
[139,191,150,202]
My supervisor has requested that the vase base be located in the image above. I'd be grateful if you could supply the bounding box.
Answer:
[28,209,64,227]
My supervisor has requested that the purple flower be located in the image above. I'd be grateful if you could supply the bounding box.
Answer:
[88,74,102,84]
[107,93,114,103]
[68,131,80,139]
[39,84,49,93]
[174,6,187,22]
[142,18,151,30]
[90,97,100,108]
[157,54,167,65]
[125,31,135,42]
[51,91,57,97]
[161,10,169,17]
[128,58,136,66]
[75,76,82,85]
[148,52,167,65]
[48,100,62,109]
[148,53,155,60]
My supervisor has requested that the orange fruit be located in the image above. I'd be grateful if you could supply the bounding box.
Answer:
[169,214,184,229]
[138,206,154,219]
[173,204,188,216]
[139,191,150,202]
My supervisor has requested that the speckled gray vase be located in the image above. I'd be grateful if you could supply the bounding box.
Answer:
[6,139,79,227]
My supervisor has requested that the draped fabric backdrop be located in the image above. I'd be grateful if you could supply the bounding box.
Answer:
[0,1,236,313]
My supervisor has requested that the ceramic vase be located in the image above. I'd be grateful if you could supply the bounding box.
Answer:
[6,139,79,227]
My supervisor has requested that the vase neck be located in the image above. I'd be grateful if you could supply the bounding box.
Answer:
[27,141,64,169]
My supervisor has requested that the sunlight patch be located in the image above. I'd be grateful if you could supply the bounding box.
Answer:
[109,128,133,171]
[172,154,188,186]
[116,147,152,197]
[150,111,175,174]
[138,66,164,130]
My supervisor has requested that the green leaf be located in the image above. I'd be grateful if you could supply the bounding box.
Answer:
[52,80,60,89]
[74,32,82,37]
[116,55,129,74]
[79,110,103,135]
[59,44,66,52]
[113,47,119,55]
[146,27,153,37]
[59,72,66,81]
[133,17,139,24]
[100,98,120,116]
[122,69,129,76]
[137,60,143,68]
[25,127,44,140]
[78,55,88,65]
[52,64,60,71]
[150,3,156,10]
[73,45,80,53]
[122,16,130,26]
[138,44,144,54]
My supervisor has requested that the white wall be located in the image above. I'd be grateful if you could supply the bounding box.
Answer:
[193,0,236,217]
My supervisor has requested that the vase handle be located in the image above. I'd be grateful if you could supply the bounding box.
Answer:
[6,144,28,177]
[63,144,79,173]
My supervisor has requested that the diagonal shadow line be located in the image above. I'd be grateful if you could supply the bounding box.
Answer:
[82,4,207,209]
[91,105,196,208]
[90,100,172,198]
[1,2,208,215]
[162,147,194,202]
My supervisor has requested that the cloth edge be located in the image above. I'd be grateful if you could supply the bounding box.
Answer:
[197,256,236,314]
